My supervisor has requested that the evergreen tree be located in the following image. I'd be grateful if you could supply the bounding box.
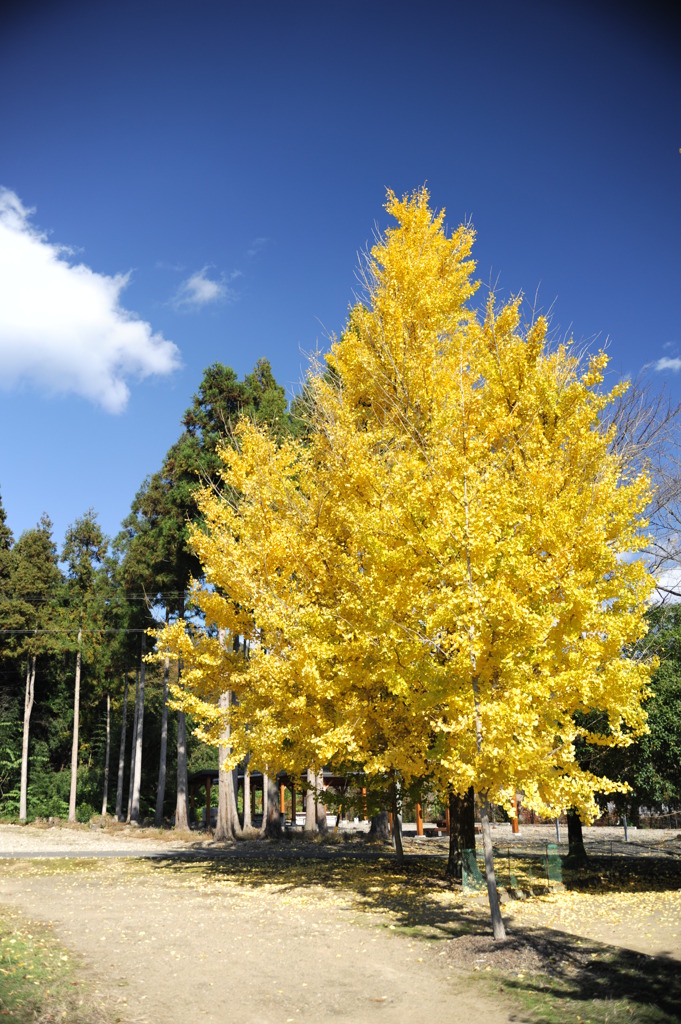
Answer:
[9,516,61,819]
[121,359,295,830]
[62,510,108,822]
[578,604,681,819]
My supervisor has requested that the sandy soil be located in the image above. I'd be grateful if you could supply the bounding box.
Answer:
[0,857,516,1024]
[2,823,680,1023]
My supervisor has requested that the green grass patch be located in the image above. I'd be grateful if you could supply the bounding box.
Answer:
[0,907,107,1023]
[477,940,681,1024]
[493,968,672,1024]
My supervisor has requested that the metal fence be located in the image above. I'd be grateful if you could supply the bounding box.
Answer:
[461,835,681,896]
[461,844,563,894]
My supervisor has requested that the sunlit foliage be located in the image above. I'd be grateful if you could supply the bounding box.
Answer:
[159,188,655,822]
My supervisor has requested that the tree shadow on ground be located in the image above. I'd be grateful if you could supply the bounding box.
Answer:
[146,837,681,1023]
[559,852,681,895]
[477,926,681,1024]
[148,838,491,938]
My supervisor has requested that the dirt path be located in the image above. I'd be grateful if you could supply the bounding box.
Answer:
[0,859,516,1024]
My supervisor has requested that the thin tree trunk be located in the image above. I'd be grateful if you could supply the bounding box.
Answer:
[304,769,317,832]
[242,761,252,829]
[391,774,404,863]
[115,674,129,821]
[68,627,82,823]
[446,787,476,879]
[215,689,243,841]
[101,692,111,816]
[470,666,505,938]
[463,470,506,939]
[154,649,170,826]
[19,654,36,822]
[130,635,146,822]
[126,667,140,822]
[214,690,230,841]
[175,707,189,830]
[258,772,269,835]
[264,775,281,839]
[175,597,189,832]
[479,797,505,939]
[215,631,242,840]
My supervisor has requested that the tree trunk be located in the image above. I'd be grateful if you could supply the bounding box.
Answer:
[391,775,404,863]
[68,628,82,824]
[175,707,189,830]
[470,677,505,938]
[130,635,146,823]
[463,474,505,937]
[264,775,281,839]
[304,769,317,832]
[214,690,243,841]
[174,598,189,832]
[258,772,269,834]
[567,808,588,866]
[369,809,391,841]
[154,651,170,826]
[101,692,111,816]
[127,668,140,821]
[315,773,327,832]
[115,674,129,821]
[19,655,36,822]
[242,761,252,829]
[446,787,476,879]
[175,708,189,830]
[480,798,506,939]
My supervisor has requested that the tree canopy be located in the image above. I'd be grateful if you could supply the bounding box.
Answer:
[159,187,656,828]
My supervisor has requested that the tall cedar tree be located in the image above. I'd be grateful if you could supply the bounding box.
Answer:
[122,359,292,829]
[0,489,15,654]
[9,516,61,820]
[62,510,108,823]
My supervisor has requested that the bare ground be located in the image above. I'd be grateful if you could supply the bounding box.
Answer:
[2,823,680,1024]
[0,833,516,1024]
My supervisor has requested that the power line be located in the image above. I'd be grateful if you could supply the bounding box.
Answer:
[0,627,163,635]
[0,591,190,604]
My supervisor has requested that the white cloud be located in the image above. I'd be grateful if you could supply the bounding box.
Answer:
[0,187,181,414]
[247,236,268,258]
[653,357,681,372]
[653,566,681,604]
[172,266,237,310]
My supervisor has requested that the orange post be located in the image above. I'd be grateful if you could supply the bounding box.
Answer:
[361,787,367,821]
[416,801,424,836]
[279,782,286,818]
[444,806,450,836]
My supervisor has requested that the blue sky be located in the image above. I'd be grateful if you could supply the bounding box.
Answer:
[0,0,679,551]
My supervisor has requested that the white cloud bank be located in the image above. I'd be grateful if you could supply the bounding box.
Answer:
[172,266,237,310]
[0,188,181,413]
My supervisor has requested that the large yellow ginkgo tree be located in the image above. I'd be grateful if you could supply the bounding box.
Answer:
[157,188,655,939]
